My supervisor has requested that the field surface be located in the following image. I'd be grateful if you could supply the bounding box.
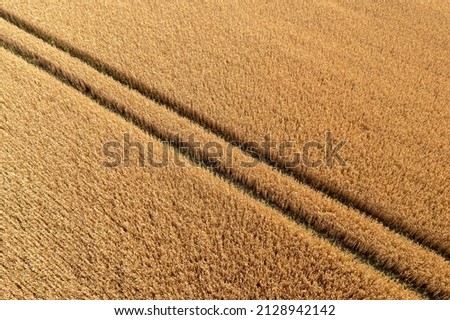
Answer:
[1,0,449,299]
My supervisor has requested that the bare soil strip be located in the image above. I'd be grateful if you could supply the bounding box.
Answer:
[1,19,449,298]
[0,3,448,258]
[2,47,421,299]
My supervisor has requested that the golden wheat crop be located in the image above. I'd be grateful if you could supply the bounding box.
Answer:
[1,0,449,300]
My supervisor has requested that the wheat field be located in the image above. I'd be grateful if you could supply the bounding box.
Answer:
[1,0,449,299]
